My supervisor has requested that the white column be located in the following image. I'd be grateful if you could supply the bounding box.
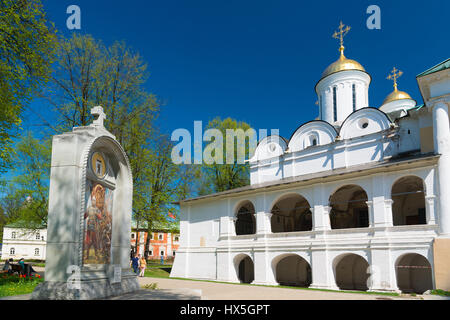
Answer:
[252,250,278,286]
[368,249,400,292]
[384,199,394,227]
[256,212,272,235]
[312,205,331,232]
[433,102,450,236]
[425,195,437,225]
[310,250,338,290]
[323,87,333,123]
[366,200,374,228]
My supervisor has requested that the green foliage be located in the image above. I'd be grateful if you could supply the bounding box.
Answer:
[142,282,158,290]
[134,135,196,257]
[0,132,51,228]
[0,273,44,297]
[0,0,57,172]
[430,289,450,297]
[39,33,196,254]
[196,117,254,195]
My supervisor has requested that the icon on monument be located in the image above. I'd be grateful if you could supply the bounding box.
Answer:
[91,152,106,178]
[83,180,113,264]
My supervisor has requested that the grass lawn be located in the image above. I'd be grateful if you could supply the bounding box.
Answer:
[144,266,172,278]
[0,273,44,297]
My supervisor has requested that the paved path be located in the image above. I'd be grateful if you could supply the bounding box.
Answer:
[2,265,447,300]
[138,277,422,300]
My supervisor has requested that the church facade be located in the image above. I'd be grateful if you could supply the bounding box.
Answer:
[170,24,450,293]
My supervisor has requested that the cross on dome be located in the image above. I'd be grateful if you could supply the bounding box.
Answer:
[387,67,403,91]
[332,21,351,56]
[91,106,106,127]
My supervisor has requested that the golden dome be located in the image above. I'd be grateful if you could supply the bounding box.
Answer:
[382,87,412,105]
[322,51,365,78]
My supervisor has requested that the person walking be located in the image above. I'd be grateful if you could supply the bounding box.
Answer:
[131,253,140,275]
[139,256,147,277]
[2,258,12,273]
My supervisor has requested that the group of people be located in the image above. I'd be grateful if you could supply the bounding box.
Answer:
[130,253,147,277]
[1,258,36,276]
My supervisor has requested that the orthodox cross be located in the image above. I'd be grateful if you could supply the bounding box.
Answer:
[332,21,351,55]
[387,67,403,91]
[91,106,106,127]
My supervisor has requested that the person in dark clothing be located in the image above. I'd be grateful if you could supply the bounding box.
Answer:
[131,253,140,275]
[2,258,12,273]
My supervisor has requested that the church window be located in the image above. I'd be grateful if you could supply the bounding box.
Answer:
[158,234,163,240]
[333,87,337,122]
[149,250,153,256]
[352,84,356,112]
[358,118,369,129]
[36,233,40,240]
[160,250,164,256]
[35,248,39,255]
[11,232,16,239]
[10,248,15,255]
[308,134,319,147]
[131,233,135,239]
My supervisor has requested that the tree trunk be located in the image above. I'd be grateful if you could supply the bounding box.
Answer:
[144,220,152,261]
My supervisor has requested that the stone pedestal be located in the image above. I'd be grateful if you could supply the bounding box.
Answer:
[32,106,139,300]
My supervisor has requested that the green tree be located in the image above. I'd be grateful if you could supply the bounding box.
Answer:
[197,117,255,195]
[0,132,51,229]
[0,0,56,172]
[134,134,196,259]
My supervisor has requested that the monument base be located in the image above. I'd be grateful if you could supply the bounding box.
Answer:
[31,276,140,300]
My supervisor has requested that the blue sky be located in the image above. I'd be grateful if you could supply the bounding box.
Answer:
[24,0,450,140]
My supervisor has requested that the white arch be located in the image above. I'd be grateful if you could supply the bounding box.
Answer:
[340,108,392,140]
[288,121,337,153]
[250,135,287,162]
[269,192,313,212]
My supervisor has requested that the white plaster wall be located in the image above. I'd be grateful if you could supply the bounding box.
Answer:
[172,165,439,291]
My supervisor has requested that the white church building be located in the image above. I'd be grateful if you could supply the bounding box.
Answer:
[170,24,450,294]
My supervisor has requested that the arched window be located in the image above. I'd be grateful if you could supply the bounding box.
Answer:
[35,248,40,256]
[352,84,356,112]
[235,201,256,235]
[392,176,426,226]
[333,87,337,122]
[309,133,319,147]
[11,232,16,239]
[10,248,15,255]
[329,185,369,229]
[271,194,312,233]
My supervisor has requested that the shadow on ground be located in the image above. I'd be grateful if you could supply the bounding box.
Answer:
[104,289,201,300]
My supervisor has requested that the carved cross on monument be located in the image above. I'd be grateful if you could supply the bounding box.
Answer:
[91,106,106,127]
[387,67,403,91]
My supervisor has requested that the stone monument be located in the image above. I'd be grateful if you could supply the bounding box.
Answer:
[32,106,140,299]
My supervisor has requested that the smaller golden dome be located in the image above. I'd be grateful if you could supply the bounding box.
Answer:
[322,51,365,78]
[382,87,412,105]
